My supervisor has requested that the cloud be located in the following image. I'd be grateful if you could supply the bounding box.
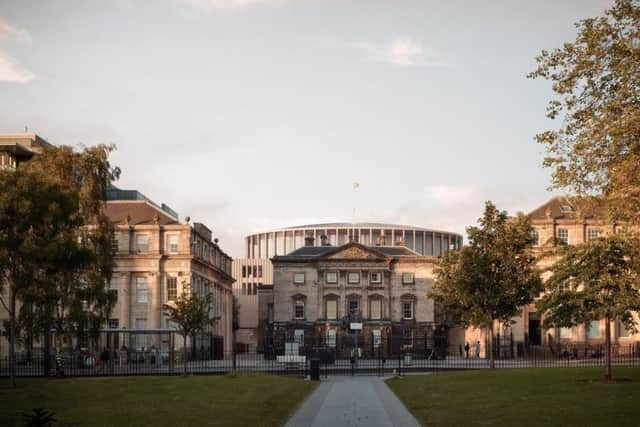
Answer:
[181,0,286,10]
[425,185,479,206]
[0,18,34,83]
[352,38,443,66]
[0,52,34,83]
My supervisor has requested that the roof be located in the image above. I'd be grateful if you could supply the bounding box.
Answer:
[528,196,606,221]
[273,242,424,262]
[283,222,443,232]
[0,133,51,158]
[105,200,180,226]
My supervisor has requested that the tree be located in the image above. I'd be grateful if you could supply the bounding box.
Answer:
[163,287,217,376]
[537,233,640,381]
[430,202,543,368]
[528,0,640,222]
[0,170,82,386]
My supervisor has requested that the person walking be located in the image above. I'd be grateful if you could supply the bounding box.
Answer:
[475,341,481,358]
[458,344,463,358]
[464,342,470,359]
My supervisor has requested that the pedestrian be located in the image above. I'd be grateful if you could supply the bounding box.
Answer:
[476,340,481,358]
[464,341,470,359]
[100,347,110,370]
[458,344,463,358]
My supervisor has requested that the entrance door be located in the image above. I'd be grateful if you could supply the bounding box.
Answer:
[528,313,541,346]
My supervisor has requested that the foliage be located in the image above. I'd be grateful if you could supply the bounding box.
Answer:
[430,201,542,368]
[163,286,217,375]
[528,0,640,222]
[537,233,640,380]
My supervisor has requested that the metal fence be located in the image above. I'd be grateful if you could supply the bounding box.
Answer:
[2,332,639,378]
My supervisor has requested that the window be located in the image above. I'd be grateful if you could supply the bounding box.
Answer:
[618,320,630,338]
[557,228,569,245]
[403,329,414,347]
[167,276,177,301]
[294,329,304,345]
[326,299,337,320]
[348,300,360,316]
[293,273,305,284]
[559,327,572,339]
[134,318,148,349]
[347,272,360,284]
[107,318,119,329]
[531,230,540,246]
[109,278,118,303]
[257,266,263,278]
[167,234,179,254]
[587,228,600,241]
[110,237,118,253]
[373,329,382,348]
[136,277,148,303]
[402,301,414,319]
[370,299,382,320]
[135,234,149,253]
[587,321,600,338]
[294,300,305,319]
[326,329,336,347]
[242,283,247,295]
[326,271,338,284]
[242,266,247,278]
[370,272,382,284]
[402,272,415,284]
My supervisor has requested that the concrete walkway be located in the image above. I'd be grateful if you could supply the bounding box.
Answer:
[285,376,421,427]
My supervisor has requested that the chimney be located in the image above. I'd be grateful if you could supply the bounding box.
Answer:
[320,234,329,246]
[304,236,315,246]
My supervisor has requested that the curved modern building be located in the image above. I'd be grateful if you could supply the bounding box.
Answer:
[244,222,463,259]
[232,222,462,350]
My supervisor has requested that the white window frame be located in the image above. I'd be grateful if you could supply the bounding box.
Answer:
[559,326,572,339]
[325,271,338,284]
[167,234,179,254]
[531,230,540,246]
[587,228,600,241]
[370,272,382,284]
[293,273,305,284]
[326,329,336,347]
[347,272,360,284]
[402,301,414,320]
[373,329,382,348]
[402,272,415,284]
[294,300,305,320]
[618,319,630,338]
[587,321,600,339]
[557,228,569,245]
[136,277,149,303]
[294,329,304,345]
[135,234,149,254]
[167,276,177,301]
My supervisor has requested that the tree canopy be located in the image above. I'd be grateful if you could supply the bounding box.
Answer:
[528,0,640,222]
[430,202,542,368]
[537,233,640,380]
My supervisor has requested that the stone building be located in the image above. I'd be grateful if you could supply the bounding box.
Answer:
[258,237,445,356]
[451,196,640,357]
[105,187,235,354]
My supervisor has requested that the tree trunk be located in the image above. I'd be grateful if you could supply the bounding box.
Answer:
[488,326,495,369]
[182,333,188,377]
[604,317,612,382]
[9,286,16,387]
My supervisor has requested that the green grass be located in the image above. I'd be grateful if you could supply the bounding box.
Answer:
[387,367,640,427]
[0,373,316,427]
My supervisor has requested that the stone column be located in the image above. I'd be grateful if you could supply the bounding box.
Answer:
[120,273,131,329]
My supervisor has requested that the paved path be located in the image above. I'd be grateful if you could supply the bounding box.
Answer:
[285,376,421,427]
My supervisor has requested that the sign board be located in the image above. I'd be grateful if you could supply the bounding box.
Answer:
[350,322,363,330]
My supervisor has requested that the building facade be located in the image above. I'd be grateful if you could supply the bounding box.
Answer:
[106,188,235,354]
[258,238,445,356]
[235,223,463,349]
[0,133,50,170]
[451,196,640,357]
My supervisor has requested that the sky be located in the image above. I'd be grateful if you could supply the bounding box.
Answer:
[0,0,614,256]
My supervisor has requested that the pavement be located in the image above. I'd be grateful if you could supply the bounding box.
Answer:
[284,376,421,427]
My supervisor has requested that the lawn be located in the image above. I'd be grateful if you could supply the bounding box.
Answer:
[387,367,640,427]
[0,373,316,427]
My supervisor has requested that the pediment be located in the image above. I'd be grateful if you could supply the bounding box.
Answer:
[324,244,386,260]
